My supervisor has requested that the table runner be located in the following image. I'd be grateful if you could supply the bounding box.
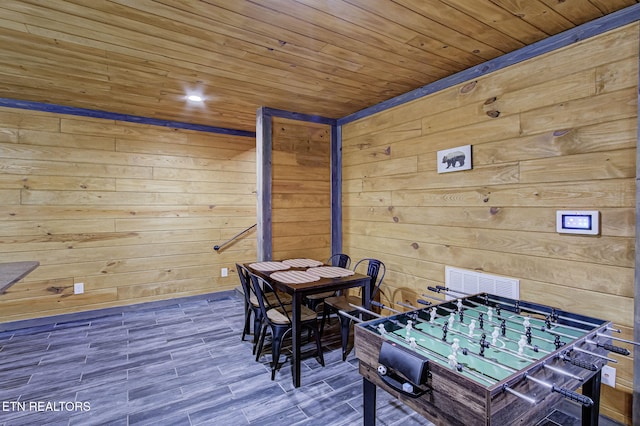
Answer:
[282,258,324,268]
[248,261,290,272]
[306,266,355,278]
[270,270,320,284]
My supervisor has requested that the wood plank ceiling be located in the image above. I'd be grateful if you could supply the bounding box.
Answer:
[0,0,637,133]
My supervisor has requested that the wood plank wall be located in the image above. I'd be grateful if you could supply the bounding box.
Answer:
[271,117,332,261]
[341,24,638,424]
[0,107,257,323]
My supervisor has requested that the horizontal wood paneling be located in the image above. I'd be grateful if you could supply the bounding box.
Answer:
[0,106,256,323]
[341,24,638,424]
[271,117,331,261]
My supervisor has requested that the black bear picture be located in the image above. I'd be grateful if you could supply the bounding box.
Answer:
[442,151,466,168]
[437,144,472,173]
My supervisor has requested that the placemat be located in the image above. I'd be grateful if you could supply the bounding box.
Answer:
[270,270,320,284]
[248,261,290,272]
[282,258,324,268]
[306,266,355,278]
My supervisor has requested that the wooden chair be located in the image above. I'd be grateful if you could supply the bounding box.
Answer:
[321,258,385,361]
[250,272,325,380]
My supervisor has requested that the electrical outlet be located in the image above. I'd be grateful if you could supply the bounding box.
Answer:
[221,268,228,277]
[74,282,84,294]
[602,365,616,387]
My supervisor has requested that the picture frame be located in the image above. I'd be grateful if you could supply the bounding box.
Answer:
[437,145,472,173]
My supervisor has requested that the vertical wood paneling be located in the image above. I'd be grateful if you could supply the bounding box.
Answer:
[0,107,256,322]
[341,24,638,424]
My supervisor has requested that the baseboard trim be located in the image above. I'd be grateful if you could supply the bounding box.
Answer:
[0,290,238,332]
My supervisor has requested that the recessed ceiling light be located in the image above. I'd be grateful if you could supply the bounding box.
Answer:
[187,95,203,102]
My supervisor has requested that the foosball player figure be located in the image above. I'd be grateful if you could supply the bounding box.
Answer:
[479,333,489,357]
[491,326,500,345]
[554,335,562,350]
[429,307,437,324]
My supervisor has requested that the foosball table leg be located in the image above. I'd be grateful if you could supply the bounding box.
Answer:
[581,370,602,426]
[363,377,377,426]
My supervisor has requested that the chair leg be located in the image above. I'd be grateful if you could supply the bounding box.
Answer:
[242,307,251,341]
[253,310,262,345]
[312,324,325,367]
[255,323,267,360]
[320,303,331,336]
[339,314,352,361]
[270,328,286,380]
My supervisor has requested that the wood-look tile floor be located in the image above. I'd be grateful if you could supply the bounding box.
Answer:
[0,292,622,426]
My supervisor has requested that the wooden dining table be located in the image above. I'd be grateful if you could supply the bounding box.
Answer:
[244,260,371,388]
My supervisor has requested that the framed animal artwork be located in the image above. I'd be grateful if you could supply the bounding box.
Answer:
[437,145,472,173]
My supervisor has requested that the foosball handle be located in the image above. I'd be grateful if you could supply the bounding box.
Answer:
[436,285,446,290]
[599,343,631,356]
[427,286,441,293]
[563,356,598,371]
[552,385,594,407]
[417,299,431,306]
[371,301,384,308]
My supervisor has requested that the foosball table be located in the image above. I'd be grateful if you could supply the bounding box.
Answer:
[354,287,631,426]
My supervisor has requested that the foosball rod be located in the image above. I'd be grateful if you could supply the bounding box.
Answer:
[424,300,554,354]
[337,306,385,323]
[427,286,552,331]
[435,290,631,355]
[369,303,543,405]
[396,301,420,311]
[362,303,501,386]
[365,306,523,376]
[370,303,593,386]
[586,339,631,356]
[380,328,498,386]
[415,297,556,351]
[358,303,522,375]
[523,373,594,407]
[396,300,551,359]
[595,333,640,347]
[451,296,625,357]
[432,286,603,330]
[503,386,538,405]
[457,295,579,342]
[419,293,447,303]
[557,352,598,371]
[429,286,569,333]
[542,362,585,382]
[571,346,618,363]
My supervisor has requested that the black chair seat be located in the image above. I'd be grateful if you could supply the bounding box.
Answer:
[250,272,325,380]
[305,254,351,320]
[321,258,385,361]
